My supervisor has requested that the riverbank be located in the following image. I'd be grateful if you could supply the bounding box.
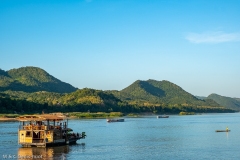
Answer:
[0,111,218,121]
[0,117,17,121]
[0,112,128,121]
[0,114,18,121]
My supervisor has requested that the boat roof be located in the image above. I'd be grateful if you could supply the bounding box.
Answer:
[17,114,66,121]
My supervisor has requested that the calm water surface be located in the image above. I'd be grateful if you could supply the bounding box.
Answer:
[0,113,240,160]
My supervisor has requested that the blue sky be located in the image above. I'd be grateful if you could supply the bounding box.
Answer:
[1,0,240,97]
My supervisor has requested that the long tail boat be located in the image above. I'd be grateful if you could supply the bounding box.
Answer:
[17,114,86,147]
[157,115,169,118]
[215,130,230,132]
[106,118,124,122]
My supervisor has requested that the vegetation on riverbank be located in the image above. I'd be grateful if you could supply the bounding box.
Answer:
[0,90,235,115]
[0,114,20,118]
[0,112,125,120]
[179,112,195,115]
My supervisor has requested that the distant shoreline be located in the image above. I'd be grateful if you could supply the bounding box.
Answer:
[1,112,237,122]
[0,117,17,122]
[0,112,148,121]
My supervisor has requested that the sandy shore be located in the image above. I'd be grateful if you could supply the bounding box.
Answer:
[0,117,17,121]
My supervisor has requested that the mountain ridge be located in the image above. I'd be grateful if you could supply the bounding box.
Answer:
[0,66,238,113]
[108,79,221,108]
[0,66,77,93]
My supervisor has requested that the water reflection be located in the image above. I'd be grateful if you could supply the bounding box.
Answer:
[226,132,229,140]
[17,143,86,160]
[18,145,70,160]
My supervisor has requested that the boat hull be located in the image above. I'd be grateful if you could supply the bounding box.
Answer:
[215,130,230,132]
[107,119,124,122]
[20,138,80,147]
[157,115,169,118]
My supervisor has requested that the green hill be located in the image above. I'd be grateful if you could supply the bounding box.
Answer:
[0,67,77,93]
[59,88,122,112]
[109,79,221,108]
[207,94,240,111]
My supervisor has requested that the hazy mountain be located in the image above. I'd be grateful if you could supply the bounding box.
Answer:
[0,66,77,93]
[207,94,240,111]
[195,96,207,100]
[109,79,220,107]
[234,98,240,102]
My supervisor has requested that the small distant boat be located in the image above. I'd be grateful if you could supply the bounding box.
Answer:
[107,119,124,122]
[157,115,169,118]
[215,130,230,132]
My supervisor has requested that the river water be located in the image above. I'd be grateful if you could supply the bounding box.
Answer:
[0,113,240,160]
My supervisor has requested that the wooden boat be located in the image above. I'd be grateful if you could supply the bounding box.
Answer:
[17,114,86,147]
[215,130,230,132]
[107,118,124,122]
[157,115,169,118]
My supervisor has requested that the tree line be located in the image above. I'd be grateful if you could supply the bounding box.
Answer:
[0,90,235,114]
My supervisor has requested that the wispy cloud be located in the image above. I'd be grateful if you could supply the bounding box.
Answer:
[185,31,240,44]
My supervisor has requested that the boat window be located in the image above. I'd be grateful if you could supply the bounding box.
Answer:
[26,131,32,137]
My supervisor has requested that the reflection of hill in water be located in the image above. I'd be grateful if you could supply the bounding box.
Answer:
[18,145,70,160]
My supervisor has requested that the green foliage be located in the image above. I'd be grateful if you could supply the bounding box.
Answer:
[0,96,50,114]
[58,88,122,112]
[0,114,20,118]
[126,113,140,117]
[179,112,195,115]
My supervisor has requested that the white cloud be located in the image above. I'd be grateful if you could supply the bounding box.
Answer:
[185,31,240,44]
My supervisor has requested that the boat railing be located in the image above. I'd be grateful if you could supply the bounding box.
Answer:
[19,125,47,130]
[20,125,65,131]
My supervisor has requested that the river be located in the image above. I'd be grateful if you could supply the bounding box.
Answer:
[0,113,240,159]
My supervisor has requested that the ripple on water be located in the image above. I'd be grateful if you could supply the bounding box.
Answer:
[1,114,240,160]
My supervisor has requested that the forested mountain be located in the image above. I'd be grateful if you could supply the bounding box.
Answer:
[0,67,237,114]
[109,79,220,108]
[0,67,77,93]
[207,94,240,111]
